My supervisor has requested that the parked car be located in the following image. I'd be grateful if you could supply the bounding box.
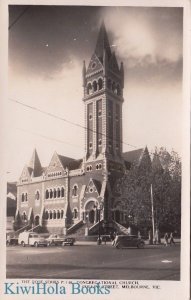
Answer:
[46,234,65,246]
[113,235,145,249]
[18,231,48,247]
[6,235,18,246]
[62,237,75,246]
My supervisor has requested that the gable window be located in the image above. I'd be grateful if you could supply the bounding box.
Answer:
[21,193,25,202]
[93,81,97,92]
[98,78,103,90]
[87,83,92,95]
[45,190,49,199]
[25,193,28,201]
[35,191,40,200]
[57,188,61,198]
[61,187,65,197]
[72,185,78,197]
[73,208,78,219]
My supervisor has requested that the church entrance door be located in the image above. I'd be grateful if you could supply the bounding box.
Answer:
[89,209,95,223]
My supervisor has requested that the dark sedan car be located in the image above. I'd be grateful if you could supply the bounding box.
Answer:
[62,237,75,246]
[113,235,145,249]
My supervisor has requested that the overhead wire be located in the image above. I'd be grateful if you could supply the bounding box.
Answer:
[8,97,175,160]
[9,6,29,30]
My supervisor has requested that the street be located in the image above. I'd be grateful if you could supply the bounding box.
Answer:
[6,242,180,280]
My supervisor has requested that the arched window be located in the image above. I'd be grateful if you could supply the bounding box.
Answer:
[61,187,65,197]
[57,188,61,198]
[93,81,97,92]
[73,208,78,219]
[53,210,56,219]
[57,210,60,219]
[72,185,78,196]
[50,189,53,199]
[45,190,49,199]
[35,191,40,200]
[21,193,25,202]
[87,83,92,95]
[98,78,103,90]
[49,211,52,219]
[25,193,28,202]
[61,210,64,218]
[53,189,57,198]
[45,211,49,220]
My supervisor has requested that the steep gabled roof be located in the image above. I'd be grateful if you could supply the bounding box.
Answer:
[58,155,82,170]
[122,148,144,166]
[28,149,42,177]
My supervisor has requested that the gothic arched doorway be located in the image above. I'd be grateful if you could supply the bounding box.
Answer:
[84,199,98,225]
[89,209,95,223]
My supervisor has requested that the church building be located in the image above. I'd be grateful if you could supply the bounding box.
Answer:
[14,23,151,235]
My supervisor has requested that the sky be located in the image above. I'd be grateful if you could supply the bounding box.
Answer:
[7,5,183,181]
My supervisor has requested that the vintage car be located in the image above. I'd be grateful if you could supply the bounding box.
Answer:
[18,232,48,247]
[6,235,18,246]
[62,237,75,246]
[46,234,65,246]
[113,235,145,249]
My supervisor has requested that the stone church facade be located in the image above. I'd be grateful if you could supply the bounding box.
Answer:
[14,23,151,235]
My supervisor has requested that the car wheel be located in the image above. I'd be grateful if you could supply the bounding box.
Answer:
[21,241,25,247]
[34,242,38,248]
[116,243,121,249]
[137,242,144,249]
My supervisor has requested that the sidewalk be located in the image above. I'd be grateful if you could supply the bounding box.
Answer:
[75,239,180,246]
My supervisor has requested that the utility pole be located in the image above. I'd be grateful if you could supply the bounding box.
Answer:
[151,184,155,242]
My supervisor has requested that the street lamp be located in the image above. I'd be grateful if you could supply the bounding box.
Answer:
[94,202,103,245]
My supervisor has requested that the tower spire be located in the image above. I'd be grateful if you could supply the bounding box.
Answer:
[94,21,112,62]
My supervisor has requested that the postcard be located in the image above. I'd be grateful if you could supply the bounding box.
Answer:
[0,0,190,299]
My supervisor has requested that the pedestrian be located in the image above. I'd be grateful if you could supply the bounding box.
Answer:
[164,232,169,246]
[169,232,175,246]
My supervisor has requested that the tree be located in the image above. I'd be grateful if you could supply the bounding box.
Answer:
[152,148,181,234]
[116,147,181,235]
